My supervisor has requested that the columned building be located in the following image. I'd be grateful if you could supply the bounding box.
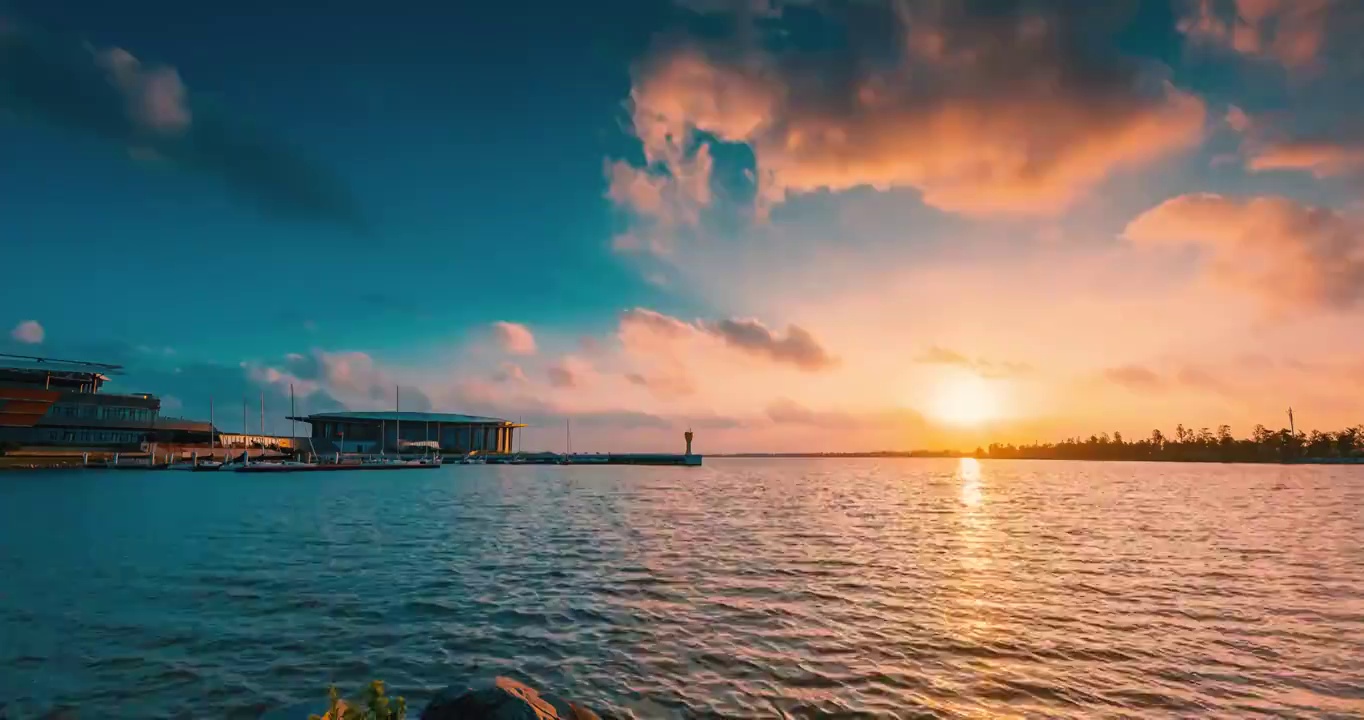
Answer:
[287,411,523,454]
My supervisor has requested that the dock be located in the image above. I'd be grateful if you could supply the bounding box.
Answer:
[468,452,702,466]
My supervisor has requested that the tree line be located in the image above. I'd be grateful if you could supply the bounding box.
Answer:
[977,424,1364,463]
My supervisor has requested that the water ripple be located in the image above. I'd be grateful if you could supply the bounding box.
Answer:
[1,460,1363,718]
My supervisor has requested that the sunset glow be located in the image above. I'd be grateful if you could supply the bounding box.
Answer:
[927,375,1001,428]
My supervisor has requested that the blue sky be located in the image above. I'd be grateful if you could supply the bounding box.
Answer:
[5,0,1364,450]
[2,0,681,355]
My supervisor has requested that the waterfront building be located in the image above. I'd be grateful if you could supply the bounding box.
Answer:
[288,411,523,454]
[214,432,300,450]
[0,354,160,448]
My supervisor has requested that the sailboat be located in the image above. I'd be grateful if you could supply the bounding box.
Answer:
[361,385,439,467]
[168,397,223,471]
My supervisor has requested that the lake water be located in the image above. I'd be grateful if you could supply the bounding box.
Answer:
[1,459,1362,718]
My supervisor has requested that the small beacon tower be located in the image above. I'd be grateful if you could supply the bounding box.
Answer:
[684,428,694,456]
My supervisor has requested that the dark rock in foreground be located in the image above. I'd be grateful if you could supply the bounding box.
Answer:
[263,677,601,720]
[422,677,600,720]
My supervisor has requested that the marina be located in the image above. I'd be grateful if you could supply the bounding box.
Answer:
[0,355,702,471]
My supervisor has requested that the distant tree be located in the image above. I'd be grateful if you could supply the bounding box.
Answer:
[980,420,1361,464]
[1338,427,1360,457]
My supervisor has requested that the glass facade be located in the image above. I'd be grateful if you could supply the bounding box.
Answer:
[310,419,515,453]
[46,403,154,423]
[0,427,145,445]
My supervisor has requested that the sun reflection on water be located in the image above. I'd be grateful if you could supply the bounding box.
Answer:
[952,457,997,641]
[959,457,983,508]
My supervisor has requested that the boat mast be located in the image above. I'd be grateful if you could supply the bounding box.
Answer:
[290,384,296,449]
[209,396,215,450]
[395,385,400,456]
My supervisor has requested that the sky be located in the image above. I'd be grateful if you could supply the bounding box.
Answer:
[4,0,1364,452]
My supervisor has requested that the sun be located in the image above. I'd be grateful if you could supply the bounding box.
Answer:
[927,373,1001,427]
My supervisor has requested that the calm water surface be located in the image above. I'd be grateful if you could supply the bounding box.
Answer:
[1,459,1362,718]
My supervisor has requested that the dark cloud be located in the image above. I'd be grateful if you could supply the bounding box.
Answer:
[492,362,528,384]
[915,346,971,365]
[1103,364,1165,391]
[618,307,838,372]
[0,21,364,229]
[688,414,746,430]
[624,370,696,398]
[547,364,577,388]
[1175,364,1232,395]
[706,318,837,371]
[765,398,854,427]
[915,345,1032,378]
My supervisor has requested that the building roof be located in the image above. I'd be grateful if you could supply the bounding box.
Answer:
[154,418,216,433]
[0,352,123,377]
[288,411,519,425]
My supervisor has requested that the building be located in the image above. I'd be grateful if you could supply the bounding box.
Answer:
[0,353,161,448]
[288,411,523,454]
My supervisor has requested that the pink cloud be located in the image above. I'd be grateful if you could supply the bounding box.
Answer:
[617,3,1205,220]
[1225,105,1251,132]
[492,362,528,384]
[618,307,836,371]
[9,320,43,344]
[547,356,592,388]
[97,47,192,134]
[251,349,432,411]
[1125,193,1364,311]
[490,321,537,355]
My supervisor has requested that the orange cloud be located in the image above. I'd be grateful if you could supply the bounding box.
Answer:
[617,2,1205,221]
[1125,193,1364,311]
[1247,141,1364,177]
[1180,0,1330,68]
[1221,105,1364,178]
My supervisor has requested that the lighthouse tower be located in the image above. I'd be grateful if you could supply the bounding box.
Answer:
[684,428,694,456]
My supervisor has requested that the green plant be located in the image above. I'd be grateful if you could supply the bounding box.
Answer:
[309,681,407,720]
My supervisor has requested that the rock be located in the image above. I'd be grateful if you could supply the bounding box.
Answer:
[421,677,600,720]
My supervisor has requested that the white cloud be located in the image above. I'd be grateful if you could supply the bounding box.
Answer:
[10,320,44,344]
